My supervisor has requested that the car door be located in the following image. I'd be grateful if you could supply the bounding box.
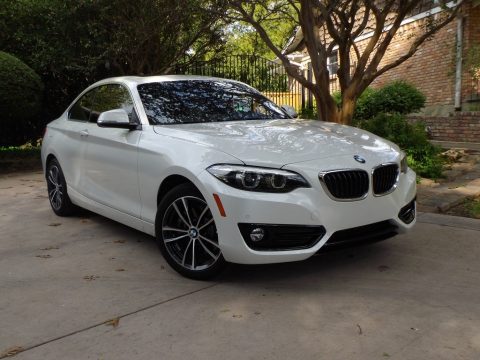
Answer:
[80,84,142,217]
[60,90,97,193]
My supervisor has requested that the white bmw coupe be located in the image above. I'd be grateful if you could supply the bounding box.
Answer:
[42,75,417,279]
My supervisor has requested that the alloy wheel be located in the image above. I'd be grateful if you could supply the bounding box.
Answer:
[161,196,221,271]
[47,165,64,211]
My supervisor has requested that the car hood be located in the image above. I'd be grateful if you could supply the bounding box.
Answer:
[153,119,401,167]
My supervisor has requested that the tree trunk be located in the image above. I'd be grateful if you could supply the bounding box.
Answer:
[338,97,356,125]
[313,90,338,123]
[311,91,356,125]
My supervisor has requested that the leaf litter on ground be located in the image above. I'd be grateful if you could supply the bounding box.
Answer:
[83,275,100,281]
[105,317,120,328]
[0,346,24,357]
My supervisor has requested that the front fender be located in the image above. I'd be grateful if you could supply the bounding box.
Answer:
[137,127,243,225]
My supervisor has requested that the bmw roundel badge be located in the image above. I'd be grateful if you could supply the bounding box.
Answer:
[354,155,366,164]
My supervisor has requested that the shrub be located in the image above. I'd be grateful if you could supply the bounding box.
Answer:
[0,141,41,160]
[354,81,426,122]
[352,87,378,123]
[0,51,44,146]
[331,91,342,106]
[360,113,444,179]
[298,107,318,119]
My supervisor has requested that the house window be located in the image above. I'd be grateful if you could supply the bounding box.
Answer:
[327,51,339,76]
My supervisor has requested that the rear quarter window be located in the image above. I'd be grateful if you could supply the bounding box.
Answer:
[68,90,96,122]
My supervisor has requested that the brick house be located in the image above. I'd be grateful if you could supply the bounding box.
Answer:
[284,0,480,143]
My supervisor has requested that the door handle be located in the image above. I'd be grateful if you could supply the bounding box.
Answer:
[79,129,89,137]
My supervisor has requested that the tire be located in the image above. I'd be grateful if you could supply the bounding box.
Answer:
[155,183,226,280]
[46,158,77,216]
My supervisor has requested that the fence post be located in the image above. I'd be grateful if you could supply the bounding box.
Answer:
[307,63,313,110]
[177,55,312,112]
[301,69,306,111]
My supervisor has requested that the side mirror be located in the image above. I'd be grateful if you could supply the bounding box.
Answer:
[97,109,138,130]
[281,105,298,118]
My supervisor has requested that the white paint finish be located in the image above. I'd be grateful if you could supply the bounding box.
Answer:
[197,167,416,264]
[136,126,243,226]
[152,119,400,168]
[80,124,141,217]
[42,119,89,193]
[41,76,417,266]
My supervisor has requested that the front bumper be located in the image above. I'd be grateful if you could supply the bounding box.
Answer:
[197,167,417,265]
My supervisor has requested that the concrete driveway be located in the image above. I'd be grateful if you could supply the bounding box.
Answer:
[1,171,480,359]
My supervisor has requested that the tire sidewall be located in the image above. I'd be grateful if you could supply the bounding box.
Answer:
[46,158,75,216]
[155,183,226,280]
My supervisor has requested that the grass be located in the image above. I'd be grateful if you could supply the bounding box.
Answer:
[0,146,41,158]
[0,140,42,173]
[0,138,41,156]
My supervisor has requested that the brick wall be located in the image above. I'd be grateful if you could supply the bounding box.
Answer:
[463,2,480,103]
[295,2,480,141]
[367,2,480,112]
[369,20,457,111]
[409,112,480,142]
[305,2,480,113]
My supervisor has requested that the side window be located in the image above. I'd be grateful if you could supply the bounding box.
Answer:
[68,90,96,122]
[89,84,138,124]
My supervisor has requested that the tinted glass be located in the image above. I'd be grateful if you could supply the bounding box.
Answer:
[68,90,96,122]
[89,84,137,123]
[137,80,288,125]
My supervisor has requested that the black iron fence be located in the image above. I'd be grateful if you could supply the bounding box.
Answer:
[466,76,480,103]
[176,55,346,112]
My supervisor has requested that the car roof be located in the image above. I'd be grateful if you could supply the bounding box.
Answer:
[92,75,243,88]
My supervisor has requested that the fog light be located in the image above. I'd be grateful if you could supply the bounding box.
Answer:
[250,228,265,242]
[398,198,416,224]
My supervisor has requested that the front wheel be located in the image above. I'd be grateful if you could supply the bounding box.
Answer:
[46,158,77,216]
[155,183,226,280]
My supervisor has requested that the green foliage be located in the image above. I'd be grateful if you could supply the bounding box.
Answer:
[332,87,377,124]
[0,141,41,159]
[0,140,41,173]
[181,56,289,92]
[0,51,44,146]
[331,91,342,106]
[204,1,296,91]
[351,82,441,178]
[0,0,227,131]
[466,197,480,219]
[223,2,297,60]
[351,87,378,123]
[354,81,426,122]
[298,107,318,120]
[465,43,480,81]
[360,113,444,179]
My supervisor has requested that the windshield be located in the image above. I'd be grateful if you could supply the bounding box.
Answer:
[137,80,289,125]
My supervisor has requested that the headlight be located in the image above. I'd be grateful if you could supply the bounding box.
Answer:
[207,164,310,193]
[400,153,408,173]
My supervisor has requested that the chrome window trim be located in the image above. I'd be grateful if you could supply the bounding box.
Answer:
[371,162,400,197]
[318,168,369,202]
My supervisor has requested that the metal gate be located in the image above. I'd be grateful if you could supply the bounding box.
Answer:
[175,55,312,111]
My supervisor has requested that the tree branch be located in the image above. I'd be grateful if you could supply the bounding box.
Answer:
[374,8,460,79]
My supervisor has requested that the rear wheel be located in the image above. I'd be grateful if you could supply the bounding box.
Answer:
[155,183,226,280]
[46,158,77,216]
